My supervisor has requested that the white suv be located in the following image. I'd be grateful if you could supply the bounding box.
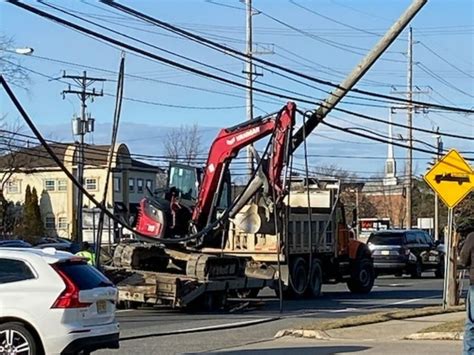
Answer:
[0,248,120,354]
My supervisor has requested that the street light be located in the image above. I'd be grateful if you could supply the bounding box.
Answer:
[1,47,34,56]
[13,47,34,55]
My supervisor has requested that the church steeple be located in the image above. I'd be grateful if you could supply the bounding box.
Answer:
[384,107,397,186]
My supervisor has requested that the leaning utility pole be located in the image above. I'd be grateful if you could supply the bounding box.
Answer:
[406,26,414,229]
[62,71,105,244]
[291,0,427,151]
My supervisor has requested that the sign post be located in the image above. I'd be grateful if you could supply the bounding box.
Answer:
[424,149,473,309]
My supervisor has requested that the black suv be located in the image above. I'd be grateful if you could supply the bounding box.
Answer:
[368,230,444,278]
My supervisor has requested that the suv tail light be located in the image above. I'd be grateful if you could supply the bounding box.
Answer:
[51,264,92,308]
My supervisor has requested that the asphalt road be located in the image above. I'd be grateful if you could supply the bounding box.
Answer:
[97,273,451,354]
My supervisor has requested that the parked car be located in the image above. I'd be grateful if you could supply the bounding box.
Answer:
[0,248,120,354]
[367,229,444,278]
[35,237,81,254]
[0,240,32,248]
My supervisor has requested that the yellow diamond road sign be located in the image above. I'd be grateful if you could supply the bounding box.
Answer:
[424,149,474,208]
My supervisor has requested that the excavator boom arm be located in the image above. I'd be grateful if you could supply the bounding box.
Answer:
[192,102,295,229]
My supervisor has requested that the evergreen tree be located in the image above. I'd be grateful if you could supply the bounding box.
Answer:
[31,187,44,237]
[21,185,42,243]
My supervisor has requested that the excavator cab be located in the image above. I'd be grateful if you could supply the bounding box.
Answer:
[167,163,202,206]
[135,162,231,240]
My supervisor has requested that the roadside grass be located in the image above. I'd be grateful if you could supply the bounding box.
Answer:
[301,305,465,331]
[417,318,464,333]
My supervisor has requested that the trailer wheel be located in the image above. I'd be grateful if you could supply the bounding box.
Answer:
[289,257,308,298]
[307,259,323,298]
[347,258,374,294]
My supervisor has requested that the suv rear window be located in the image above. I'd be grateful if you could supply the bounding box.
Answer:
[368,232,406,246]
[55,261,114,290]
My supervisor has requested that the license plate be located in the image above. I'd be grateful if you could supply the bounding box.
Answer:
[429,256,437,262]
[97,300,107,314]
[381,250,390,255]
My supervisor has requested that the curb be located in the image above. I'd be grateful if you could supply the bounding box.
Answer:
[274,329,331,340]
[405,332,463,341]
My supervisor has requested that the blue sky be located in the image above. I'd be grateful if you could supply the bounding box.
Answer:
[1,0,473,179]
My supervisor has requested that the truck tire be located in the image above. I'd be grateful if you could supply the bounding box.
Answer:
[307,259,323,298]
[410,261,423,279]
[435,260,445,278]
[288,257,308,298]
[347,258,375,294]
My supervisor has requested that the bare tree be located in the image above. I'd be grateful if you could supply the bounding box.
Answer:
[313,163,358,181]
[164,124,204,165]
[0,116,30,197]
[0,36,30,88]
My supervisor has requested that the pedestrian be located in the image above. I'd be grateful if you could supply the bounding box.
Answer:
[75,241,96,266]
[459,226,474,355]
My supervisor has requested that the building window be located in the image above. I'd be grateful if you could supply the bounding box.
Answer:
[44,179,56,192]
[146,179,153,191]
[58,217,68,230]
[114,177,121,192]
[85,178,97,191]
[57,179,68,191]
[45,215,56,229]
[129,178,135,192]
[137,178,144,193]
[6,180,21,194]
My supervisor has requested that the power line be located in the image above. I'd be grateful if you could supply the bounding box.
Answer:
[419,41,474,79]
[417,62,474,99]
[319,120,474,161]
[96,0,474,114]
[8,59,473,144]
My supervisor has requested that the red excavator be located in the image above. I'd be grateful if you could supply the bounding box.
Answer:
[113,102,374,305]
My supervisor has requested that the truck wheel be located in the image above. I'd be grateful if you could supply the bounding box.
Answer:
[289,257,308,298]
[410,261,423,279]
[435,261,445,278]
[347,258,375,294]
[307,260,323,298]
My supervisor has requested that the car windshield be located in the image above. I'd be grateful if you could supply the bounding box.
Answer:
[54,261,114,290]
[368,232,405,245]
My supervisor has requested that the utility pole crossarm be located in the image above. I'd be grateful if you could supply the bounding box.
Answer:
[291,0,427,152]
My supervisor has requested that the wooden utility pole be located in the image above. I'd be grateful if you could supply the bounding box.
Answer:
[62,71,105,243]
[292,0,428,151]
[406,27,414,229]
[433,129,442,241]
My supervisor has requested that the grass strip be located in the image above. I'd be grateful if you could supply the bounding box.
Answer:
[301,305,464,331]
[417,318,464,333]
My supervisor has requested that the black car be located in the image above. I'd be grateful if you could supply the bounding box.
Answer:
[367,230,444,278]
[0,240,32,248]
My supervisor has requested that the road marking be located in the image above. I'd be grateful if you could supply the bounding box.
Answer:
[116,309,134,313]
[119,317,281,341]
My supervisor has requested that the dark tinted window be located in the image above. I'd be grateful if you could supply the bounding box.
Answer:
[368,232,405,245]
[0,258,35,284]
[406,232,417,243]
[415,232,427,244]
[55,261,113,290]
[423,232,433,245]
